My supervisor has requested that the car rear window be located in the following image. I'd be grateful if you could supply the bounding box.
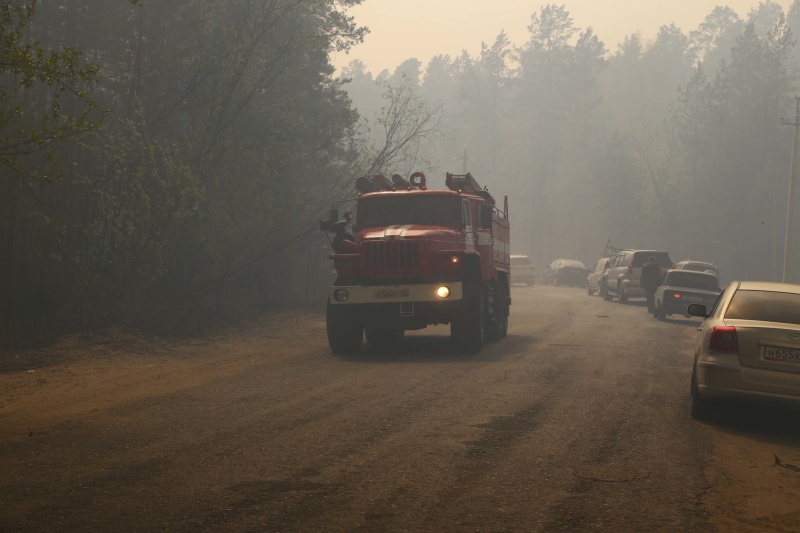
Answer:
[683,262,719,275]
[562,260,586,269]
[665,271,719,291]
[724,290,800,325]
[632,252,672,268]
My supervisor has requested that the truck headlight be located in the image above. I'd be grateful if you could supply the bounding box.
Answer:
[436,285,451,299]
[333,289,349,302]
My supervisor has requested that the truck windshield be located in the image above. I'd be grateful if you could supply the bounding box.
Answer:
[356,196,461,227]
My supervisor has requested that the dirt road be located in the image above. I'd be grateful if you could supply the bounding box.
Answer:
[2,286,800,532]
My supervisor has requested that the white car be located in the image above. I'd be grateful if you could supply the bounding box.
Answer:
[688,281,800,420]
[653,270,721,320]
[511,254,536,286]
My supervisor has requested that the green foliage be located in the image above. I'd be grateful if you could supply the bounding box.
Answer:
[0,1,105,179]
[0,0,367,338]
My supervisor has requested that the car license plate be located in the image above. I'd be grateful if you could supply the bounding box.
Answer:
[375,289,409,299]
[764,346,800,363]
[683,296,703,302]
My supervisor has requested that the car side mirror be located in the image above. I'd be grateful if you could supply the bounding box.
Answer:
[687,304,709,318]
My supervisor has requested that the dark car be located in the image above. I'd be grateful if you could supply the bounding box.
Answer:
[654,270,721,320]
[544,259,589,287]
[587,257,611,296]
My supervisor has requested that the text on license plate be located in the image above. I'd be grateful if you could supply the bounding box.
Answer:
[764,346,800,363]
[375,289,409,298]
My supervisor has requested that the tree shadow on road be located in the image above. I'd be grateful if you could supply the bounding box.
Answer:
[333,333,538,364]
[702,402,800,446]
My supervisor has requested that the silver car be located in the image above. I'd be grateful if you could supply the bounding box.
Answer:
[586,257,611,296]
[688,281,800,420]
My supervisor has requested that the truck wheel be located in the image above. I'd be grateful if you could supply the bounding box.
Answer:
[326,301,363,354]
[485,281,508,342]
[500,281,509,339]
[451,283,484,353]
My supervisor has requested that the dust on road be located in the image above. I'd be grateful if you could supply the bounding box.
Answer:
[1,289,800,532]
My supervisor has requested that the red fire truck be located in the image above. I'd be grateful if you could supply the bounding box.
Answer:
[320,171,510,353]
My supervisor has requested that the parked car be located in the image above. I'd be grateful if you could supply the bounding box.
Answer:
[602,249,674,302]
[543,259,589,287]
[587,257,611,296]
[688,281,800,420]
[675,260,720,279]
[511,254,536,286]
[653,270,721,320]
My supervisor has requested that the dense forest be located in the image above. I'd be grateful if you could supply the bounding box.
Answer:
[341,1,800,284]
[1,0,799,341]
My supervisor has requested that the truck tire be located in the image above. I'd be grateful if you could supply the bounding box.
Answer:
[451,283,484,353]
[326,301,363,354]
[485,281,508,342]
[500,280,509,339]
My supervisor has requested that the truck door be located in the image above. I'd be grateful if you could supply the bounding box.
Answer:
[474,201,493,278]
[462,199,474,252]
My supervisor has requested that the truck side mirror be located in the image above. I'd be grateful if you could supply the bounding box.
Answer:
[479,205,493,230]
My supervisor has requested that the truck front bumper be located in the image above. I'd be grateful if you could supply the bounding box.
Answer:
[328,282,464,305]
[328,282,467,329]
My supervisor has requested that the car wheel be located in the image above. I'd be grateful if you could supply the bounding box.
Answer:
[618,284,627,303]
[602,281,611,301]
[657,304,666,321]
[587,284,593,296]
[690,367,713,421]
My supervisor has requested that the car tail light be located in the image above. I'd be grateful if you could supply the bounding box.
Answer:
[627,263,633,270]
[669,292,681,299]
[671,263,675,268]
[709,326,738,354]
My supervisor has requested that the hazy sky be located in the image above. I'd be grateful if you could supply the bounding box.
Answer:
[332,0,795,74]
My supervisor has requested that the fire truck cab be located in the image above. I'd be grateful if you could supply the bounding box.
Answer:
[322,171,510,353]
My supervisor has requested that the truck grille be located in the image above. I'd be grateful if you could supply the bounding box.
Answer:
[362,240,421,278]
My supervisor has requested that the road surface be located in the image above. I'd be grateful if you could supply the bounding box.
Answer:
[2,285,800,531]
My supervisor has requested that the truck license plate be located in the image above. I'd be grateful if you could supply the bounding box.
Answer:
[375,289,409,299]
